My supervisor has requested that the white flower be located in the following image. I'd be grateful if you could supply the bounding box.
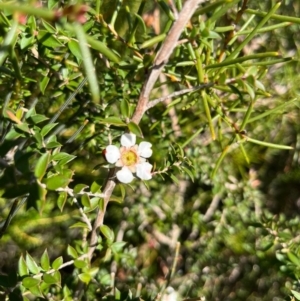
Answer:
[104,133,153,183]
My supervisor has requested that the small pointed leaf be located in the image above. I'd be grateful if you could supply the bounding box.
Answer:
[127,121,143,138]
[67,245,78,259]
[98,117,126,127]
[43,273,57,284]
[40,249,50,271]
[46,174,71,190]
[22,277,40,288]
[29,114,49,124]
[52,256,63,270]
[291,290,300,300]
[69,222,90,230]
[78,273,91,284]
[120,99,130,117]
[18,256,29,276]
[81,194,91,208]
[74,184,88,194]
[100,225,115,242]
[74,259,87,269]
[41,123,58,137]
[35,152,50,181]
[25,253,40,274]
[57,191,68,212]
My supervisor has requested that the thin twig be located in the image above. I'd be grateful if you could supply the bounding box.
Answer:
[33,254,89,279]
[56,187,105,198]
[56,187,93,231]
[88,168,116,259]
[147,83,214,110]
[111,220,128,274]
[132,0,206,124]
[158,73,181,137]
[88,0,205,262]
[203,194,221,222]
[72,198,92,232]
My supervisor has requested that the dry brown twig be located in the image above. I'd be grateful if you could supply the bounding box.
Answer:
[88,0,206,261]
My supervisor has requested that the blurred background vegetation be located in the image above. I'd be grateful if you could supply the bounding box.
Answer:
[0,0,300,300]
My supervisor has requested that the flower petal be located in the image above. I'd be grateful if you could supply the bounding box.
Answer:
[105,145,120,164]
[136,162,152,181]
[116,167,134,183]
[138,141,152,158]
[121,133,136,147]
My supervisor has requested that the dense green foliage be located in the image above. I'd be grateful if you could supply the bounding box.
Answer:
[0,0,300,300]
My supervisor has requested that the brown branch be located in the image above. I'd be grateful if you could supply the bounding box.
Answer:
[131,0,206,124]
[88,168,116,260]
[88,0,205,262]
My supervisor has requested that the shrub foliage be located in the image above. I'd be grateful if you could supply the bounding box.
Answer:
[0,1,300,300]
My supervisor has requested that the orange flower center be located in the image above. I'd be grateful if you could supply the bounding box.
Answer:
[121,149,138,166]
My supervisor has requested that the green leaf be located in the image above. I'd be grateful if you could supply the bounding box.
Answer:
[46,174,71,190]
[109,195,123,203]
[29,114,49,124]
[43,273,57,284]
[119,184,126,201]
[127,121,143,138]
[34,152,50,181]
[46,141,62,149]
[85,35,120,63]
[170,174,179,185]
[28,284,43,298]
[41,19,56,33]
[52,256,63,270]
[15,123,31,133]
[18,255,29,277]
[67,245,78,259]
[52,152,76,165]
[141,33,166,49]
[244,82,255,100]
[22,277,40,288]
[40,123,58,137]
[120,99,130,117]
[57,191,67,212]
[78,273,91,284]
[84,197,100,213]
[25,107,36,119]
[53,270,61,284]
[25,253,40,274]
[37,30,63,48]
[91,181,101,193]
[40,249,50,271]
[246,137,293,150]
[287,252,300,266]
[20,34,35,49]
[70,222,90,230]
[98,117,126,127]
[181,166,194,182]
[81,193,91,208]
[111,241,127,254]
[74,259,87,269]
[39,76,50,94]
[33,131,43,147]
[68,40,83,61]
[74,184,88,194]
[291,290,300,300]
[100,225,115,242]
[5,128,25,140]
[99,273,111,285]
